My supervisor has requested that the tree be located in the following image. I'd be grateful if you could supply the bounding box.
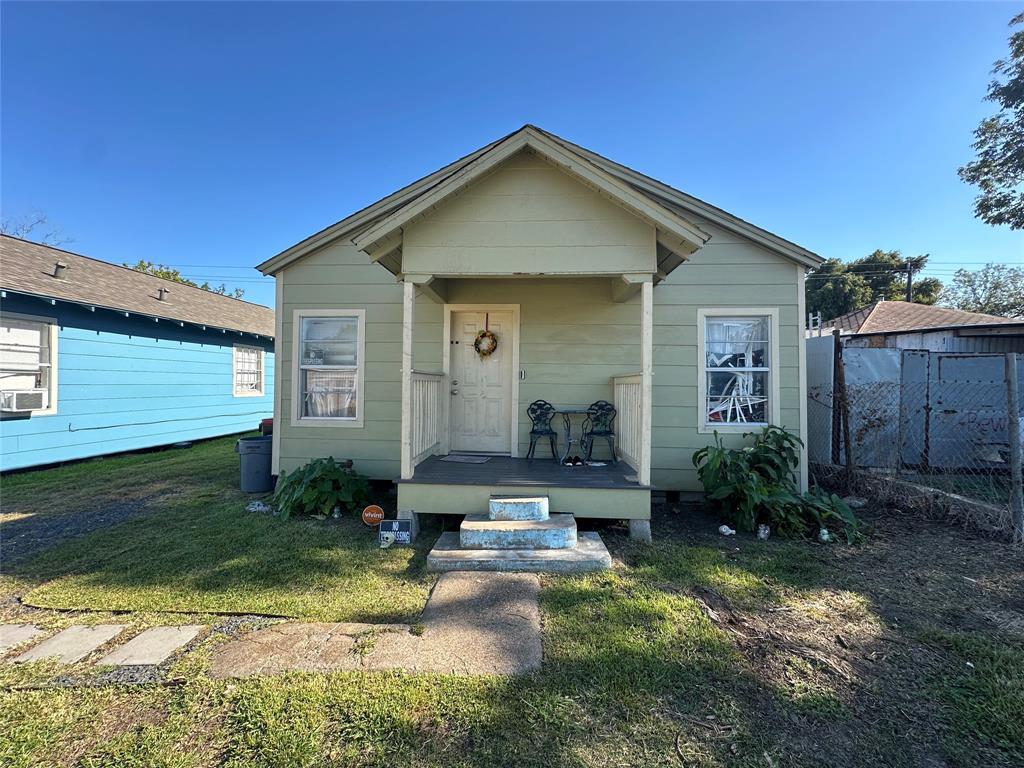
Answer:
[804,259,873,322]
[0,210,71,245]
[124,260,245,299]
[958,13,1024,229]
[806,250,942,321]
[942,263,1024,318]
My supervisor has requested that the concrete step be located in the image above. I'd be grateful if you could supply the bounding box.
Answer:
[488,495,548,521]
[460,513,577,550]
[427,531,612,574]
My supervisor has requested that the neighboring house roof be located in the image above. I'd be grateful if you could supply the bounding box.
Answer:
[1,236,274,337]
[823,300,1019,335]
[257,124,824,275]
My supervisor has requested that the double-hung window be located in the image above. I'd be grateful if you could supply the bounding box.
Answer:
[698,309,778,431]
[0,312,57,414]
[233,345,264,396]
[295,310,364,425]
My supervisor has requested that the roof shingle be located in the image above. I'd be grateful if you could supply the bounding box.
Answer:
[824,300,1017,335]
[0,236,274,337]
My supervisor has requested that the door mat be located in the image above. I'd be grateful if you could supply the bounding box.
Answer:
[439,455,492,464]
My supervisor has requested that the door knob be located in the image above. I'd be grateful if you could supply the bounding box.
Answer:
[451,389,459,396]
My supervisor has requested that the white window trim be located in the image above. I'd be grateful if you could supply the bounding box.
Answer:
[232,344,265,397]
[697,307,780,434]
[291,308,365,428]
[0,310,58,416]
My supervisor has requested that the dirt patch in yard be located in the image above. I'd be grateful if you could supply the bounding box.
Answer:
[645,499,1024,767]
[0,491,181,564]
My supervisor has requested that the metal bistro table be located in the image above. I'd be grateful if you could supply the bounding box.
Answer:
[554,407,590,465]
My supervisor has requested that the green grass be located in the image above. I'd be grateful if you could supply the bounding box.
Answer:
[2,438,1022,767]
[924,629,1024,765]
[3,435,433,623]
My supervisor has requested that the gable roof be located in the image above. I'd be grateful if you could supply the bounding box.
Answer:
[534,126,823,269]
[1,236,275,337]
[824,300,1019,335]
[350,126,711,269]
[257,124,824,275]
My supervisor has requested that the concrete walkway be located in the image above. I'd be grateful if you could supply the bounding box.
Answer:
[210,572,542,677]
[1,572,543,679]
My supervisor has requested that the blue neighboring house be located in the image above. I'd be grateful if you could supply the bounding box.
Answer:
[0,235,275,471]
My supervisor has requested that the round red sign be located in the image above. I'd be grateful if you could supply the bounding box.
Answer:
[361,505,385,526]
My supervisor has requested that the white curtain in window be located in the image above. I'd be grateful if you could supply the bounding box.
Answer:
[300,315,360,419]
[303,370,357,418]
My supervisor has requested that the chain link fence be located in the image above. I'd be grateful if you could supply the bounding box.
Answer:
[806,339,1023,540]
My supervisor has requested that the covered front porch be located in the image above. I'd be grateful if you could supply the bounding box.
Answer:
[391,273,657,524]
[346,133,710,522]
[396,275,654,478]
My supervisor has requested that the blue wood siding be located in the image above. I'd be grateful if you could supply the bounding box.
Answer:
[0,294,274,471]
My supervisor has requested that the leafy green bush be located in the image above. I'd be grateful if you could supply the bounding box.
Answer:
[692,426,863,542]
[273,457,371,520]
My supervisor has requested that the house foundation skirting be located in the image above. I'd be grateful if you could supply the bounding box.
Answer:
[397,483,651,521]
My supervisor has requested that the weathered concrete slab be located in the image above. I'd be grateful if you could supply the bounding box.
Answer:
[393,571,542,675]
[210,573,542,678]
[209,622,406,678]
[15,624,125,664]
[0,624,45,655]
[428,530,611,573]
[97,625,204,666]
[459,513,576,550]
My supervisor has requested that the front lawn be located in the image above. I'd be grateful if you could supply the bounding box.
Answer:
[1,437,1021,767]
[2,435,433,623]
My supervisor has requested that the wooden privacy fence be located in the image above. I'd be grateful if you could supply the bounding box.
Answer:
[411,371,444,466]
[612,372,643,470]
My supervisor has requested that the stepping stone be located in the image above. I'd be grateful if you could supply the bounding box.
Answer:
[97,625,204,666]
[0,624,45,655]
[15,624,125,664]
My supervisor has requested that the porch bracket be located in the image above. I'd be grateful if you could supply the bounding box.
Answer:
[402,273,448,304]
[612,273,652,303]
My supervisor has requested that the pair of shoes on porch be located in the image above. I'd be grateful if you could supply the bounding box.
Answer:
[563,455,584,467]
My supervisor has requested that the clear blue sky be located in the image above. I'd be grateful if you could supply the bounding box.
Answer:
[3,1,1022,308]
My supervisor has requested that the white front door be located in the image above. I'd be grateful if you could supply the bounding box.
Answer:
[450,310,513,453]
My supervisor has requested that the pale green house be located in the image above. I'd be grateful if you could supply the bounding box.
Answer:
[257,125,822,546]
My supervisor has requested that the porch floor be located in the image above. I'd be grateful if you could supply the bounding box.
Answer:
[401,455,646,490]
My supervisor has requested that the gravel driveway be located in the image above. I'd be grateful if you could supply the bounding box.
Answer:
[1,495,164,565]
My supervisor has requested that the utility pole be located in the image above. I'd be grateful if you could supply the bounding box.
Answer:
[904,254,928,303]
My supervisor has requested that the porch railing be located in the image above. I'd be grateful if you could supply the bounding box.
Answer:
[411,370,444,466]
[612,372,643,470]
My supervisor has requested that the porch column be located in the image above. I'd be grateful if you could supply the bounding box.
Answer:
[400,280,415,479]
[640,279,653,487]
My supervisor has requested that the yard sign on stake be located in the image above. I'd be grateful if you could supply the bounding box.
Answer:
[361,505,385,526]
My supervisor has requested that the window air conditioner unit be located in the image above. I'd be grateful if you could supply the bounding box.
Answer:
[0,389,48,412]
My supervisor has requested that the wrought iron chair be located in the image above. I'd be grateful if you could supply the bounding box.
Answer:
[581,400,617,463]
[526,400,558,462]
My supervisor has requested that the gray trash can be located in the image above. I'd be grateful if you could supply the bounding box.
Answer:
[236,435,274,493]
